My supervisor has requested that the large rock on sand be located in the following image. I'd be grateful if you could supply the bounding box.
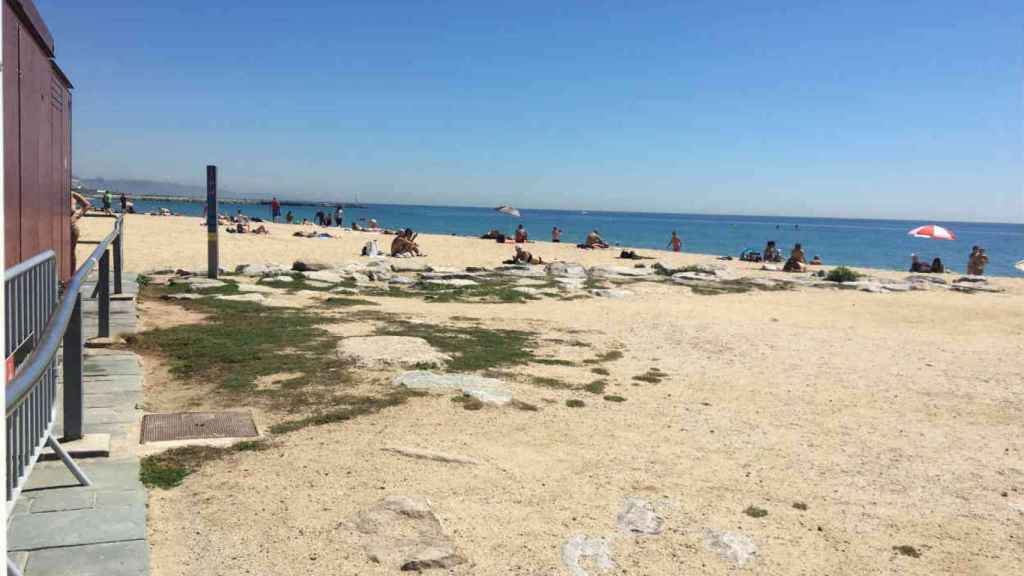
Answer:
[562,535,616,576]
[616,497,663,535]
[394,371,512,405]
[338,336,449,369]
[546,262,587,277]
[302,270,345,284]
[235,263,288,277]
[703,529,757,567]
[351,496,464,571]
[292,259,329,272]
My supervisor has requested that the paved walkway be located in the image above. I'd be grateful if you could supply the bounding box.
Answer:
[7,276,147,575]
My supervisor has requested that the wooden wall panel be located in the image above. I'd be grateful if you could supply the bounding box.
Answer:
[4,3,21,268]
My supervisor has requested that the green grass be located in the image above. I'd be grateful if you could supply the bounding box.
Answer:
[743,505,768,518]
[532,358,576,366]
[583,350,624,365]
[407,279,540,304]
[632,368,665,384]
[892,545,921,558]
[269,390,425,434]
[565,399,586,408]
[375,318,540,372]
[321,297,379,307]
[825,266,862,283]
[603,395,627,402]
[136,274,152,287]
[590,367,610,376]
[530,376,575,390]
[583,379,608,394]
[140,442,267,489]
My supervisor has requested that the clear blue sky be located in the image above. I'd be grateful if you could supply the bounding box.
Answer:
[39,0,1023,222]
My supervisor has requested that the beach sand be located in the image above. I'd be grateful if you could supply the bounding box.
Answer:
[85,215,1024,575]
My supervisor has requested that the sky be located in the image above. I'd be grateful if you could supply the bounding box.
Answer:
[39,0,1024,222]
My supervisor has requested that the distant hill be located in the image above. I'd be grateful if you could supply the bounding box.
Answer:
[75,177,245,199]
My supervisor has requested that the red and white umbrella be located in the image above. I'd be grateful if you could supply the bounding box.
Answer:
[908,224,956,240]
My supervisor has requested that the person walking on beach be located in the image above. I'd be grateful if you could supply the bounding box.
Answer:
[102,190,112,212]
[551,226,561,242]
[119,193,129,213]
[335,205,344,228]
[667,230,682,252]
[967,246,989,275]
[271,197,281,222]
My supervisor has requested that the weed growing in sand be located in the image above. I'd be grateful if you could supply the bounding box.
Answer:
[743,506,768,518]
[603,395,627,402]
[413,280,540,304]
[633,368,666,384]
[320,297,380,307]
[584,380,608,394]
[374,318,540,372]
[269,390,425,434]
[140,442,267,489]
[825,266,862,283]
[590,367,610,376]
[565,399,586,408]
[583,350,624,365]
[532,358,576,367]
[531,376,575,390]
[892,545,921,558]
[452,395,485,411]
[792,501,808,511]
[136,274,152,287]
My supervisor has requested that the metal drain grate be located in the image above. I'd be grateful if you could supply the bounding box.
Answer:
[141,412,258,443]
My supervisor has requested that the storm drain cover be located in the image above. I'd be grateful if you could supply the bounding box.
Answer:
[141,412,258,443]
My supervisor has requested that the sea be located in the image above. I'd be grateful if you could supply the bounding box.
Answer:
[129,199,1024,278]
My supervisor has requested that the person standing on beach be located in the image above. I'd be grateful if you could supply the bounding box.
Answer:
[271,197,281,223]
[119,193,128,213]
[967,247,989,275]
[667,230,682,252]
[551,226,561,242]
[515,224,528,243]
[70,191,92,271]
[102,190,112,212]
[335,205,344,228]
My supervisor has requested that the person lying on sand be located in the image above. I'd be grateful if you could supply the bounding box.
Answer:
[618,250,652,260]
[512,245,543,264]
[783,243,807,272]
[579,229,609,249]
[391,228,423,257]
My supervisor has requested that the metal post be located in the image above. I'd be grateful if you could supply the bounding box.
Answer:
[45,435,91,486]
[112,222,123,295]
[98,249,110,338]
[62,293,84,441]
[207,165,218,279]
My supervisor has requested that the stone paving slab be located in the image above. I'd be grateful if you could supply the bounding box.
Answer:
[25,539,149,576]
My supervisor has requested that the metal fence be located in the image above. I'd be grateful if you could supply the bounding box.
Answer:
[4,216,126,519]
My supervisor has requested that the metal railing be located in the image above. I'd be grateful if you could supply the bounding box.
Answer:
[5,216,126,516]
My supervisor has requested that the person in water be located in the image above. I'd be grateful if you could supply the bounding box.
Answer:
[515,224,528,243]
[667,230,682,252]
[783,243,807,272]
[583,229,609,248]
[551,226,561,242]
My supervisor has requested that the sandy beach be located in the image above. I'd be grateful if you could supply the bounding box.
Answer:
[84,214,1024,576]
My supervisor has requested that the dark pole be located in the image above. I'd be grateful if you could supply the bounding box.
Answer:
[207,165,218,278]
[62,293,84,441]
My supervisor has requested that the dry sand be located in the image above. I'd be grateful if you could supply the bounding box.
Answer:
[87,215,1024,575]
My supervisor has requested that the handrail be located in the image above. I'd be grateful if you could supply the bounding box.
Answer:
[5,216,122,416]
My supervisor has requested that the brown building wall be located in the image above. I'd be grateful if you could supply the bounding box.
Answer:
[3,0,72,280]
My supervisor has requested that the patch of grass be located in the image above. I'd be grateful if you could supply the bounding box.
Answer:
[530,376,575,390]
[449,316,479,322]
[603,395,627,402]
[583,379,608,394]
[321,297,379,307]
[825,266,862,283]
[743,505,768,518]
[375,318,539,372]
[590,367,610,376]
[269,389,424,434]
[565,399,586,408]
[140,440,274,489]
[233,440,270,452]
[892,545,921,558]
[688,279,795,296]
[412,279,539,304]
[450,394,484,410]
[136,274,152,287]
[140,456,192,489]
[632,368,665,384]
[532,358,576,367]
[559,294,591,302]
[792,501,808,511]
[583,350,624,365]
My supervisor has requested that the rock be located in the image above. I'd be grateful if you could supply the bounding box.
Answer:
[392,262,429,273]
[951,284,1005,294]
[954,275,988,283]
[351,273,372,285]
[745,277,783,289]
[160,293,204,301]
[425,266,462,274]
[555,277,585,289]
[303,270,345,284]
[292,260,329,272]
[561,535,615,576]
[616,497,663,535]
[170,277,226,290]
[216,293,265,303]
[338,336,450,369]
[264,275,294,283]
[703,529,757,567]
[304,280,333,289]
[497,266,547,278]
[425,279,478,287]
[353,496,464,572]
[388,275,416,285]
[382,446,480,465]
[367,270,393,282]
[235,283,277,293]
[331,287,360,295]
[880,283,912,292]
[906,275,947,285]
[546,262,587,277]
[395,371,513,406]
[590,289,633,299]
[671,272,718,283]
[514,278,549,286]
[513,287,542,295]
[235,263,288,277]
[589,266,644,278]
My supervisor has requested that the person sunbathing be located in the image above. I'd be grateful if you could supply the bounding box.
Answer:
[581,229,609,249]
[512,246,543,264]
[782,243,808,272]
[391,229,422,257]
[809,255,823,265]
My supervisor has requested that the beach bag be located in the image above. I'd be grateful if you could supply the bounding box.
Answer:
[363,240,380,257]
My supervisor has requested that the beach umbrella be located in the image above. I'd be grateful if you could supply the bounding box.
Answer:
[907,224,956,240]
[495,205,521,218]
[1016,259,1024,272]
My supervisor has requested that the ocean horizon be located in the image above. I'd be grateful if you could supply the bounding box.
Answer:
[128,198,1024,278]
